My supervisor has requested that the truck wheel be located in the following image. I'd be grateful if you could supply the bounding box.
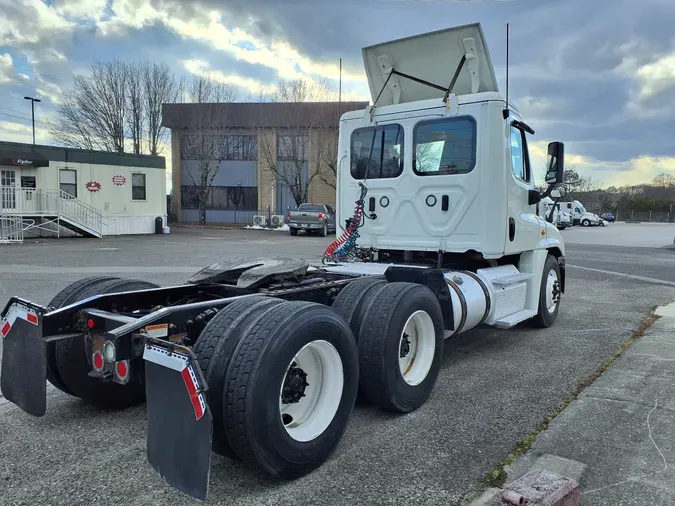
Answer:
[331,277,387,403]
[53,278,159,409]
[581,219,590,227]
[290,228,298,236]
[192,295,284,458]
[529,255,562,328]
[224,301,358,478]
[331,277,387,338]
[357,282,444,413]
[46,276,121,395]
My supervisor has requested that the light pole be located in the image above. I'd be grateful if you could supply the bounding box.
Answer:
[24,96,41,145]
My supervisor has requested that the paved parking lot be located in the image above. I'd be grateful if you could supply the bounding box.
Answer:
[1,224,674,506]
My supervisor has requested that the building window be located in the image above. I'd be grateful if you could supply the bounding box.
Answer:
[350,124,404,179]
[509,125,530,183]
[181,134,258,161]
[180,185,258,210]
[413,117,476,175]
[132,173,146,200]
[59,169,77,198]
[278,134,309,162]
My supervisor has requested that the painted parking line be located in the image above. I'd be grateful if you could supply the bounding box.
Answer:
[566,264,675,287]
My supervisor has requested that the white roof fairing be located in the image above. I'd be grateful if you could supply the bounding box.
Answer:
[362,23,499,106]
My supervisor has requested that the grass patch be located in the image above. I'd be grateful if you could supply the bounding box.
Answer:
[480,312,661,490]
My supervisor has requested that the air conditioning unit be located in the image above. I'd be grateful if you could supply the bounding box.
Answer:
[270,214,285,228]
[252,215,267,227]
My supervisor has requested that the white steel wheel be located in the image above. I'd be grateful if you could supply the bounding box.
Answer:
[398,310,436,386]
[279,339,344,443]
[545,269,561,314]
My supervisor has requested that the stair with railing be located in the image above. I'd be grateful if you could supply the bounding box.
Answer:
[0,187,103,238]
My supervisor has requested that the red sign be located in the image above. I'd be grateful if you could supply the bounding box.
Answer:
[112,175,126,186]
[86,181,101,192]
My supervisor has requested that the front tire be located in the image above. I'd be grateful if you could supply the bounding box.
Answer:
[530,254,562,328]
[357,282,444,413]
[290,228,298,236]
[581,219,590,227]
[223,301,358,478]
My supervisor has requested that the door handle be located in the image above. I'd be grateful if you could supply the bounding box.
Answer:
[369,197,375,212]
[441,195,449,211]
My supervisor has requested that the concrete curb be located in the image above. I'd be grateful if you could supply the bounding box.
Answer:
[470,299,675,506]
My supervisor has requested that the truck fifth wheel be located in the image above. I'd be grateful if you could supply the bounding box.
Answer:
[0,23,567,502]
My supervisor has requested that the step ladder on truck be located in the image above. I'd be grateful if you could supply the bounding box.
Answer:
[0,23,567,502]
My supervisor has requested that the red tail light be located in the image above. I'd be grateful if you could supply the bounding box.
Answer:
[318,213,324,220]
[287,212,291,219]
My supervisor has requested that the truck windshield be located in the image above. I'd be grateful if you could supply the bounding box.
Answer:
[298,204,324,212]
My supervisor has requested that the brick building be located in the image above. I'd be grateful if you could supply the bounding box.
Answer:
[161,101,368,224]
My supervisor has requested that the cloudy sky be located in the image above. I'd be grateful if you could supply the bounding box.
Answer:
[1,0,674,189]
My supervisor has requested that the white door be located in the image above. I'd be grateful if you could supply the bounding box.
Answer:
[1,169,17,211]
[504,123,544,254]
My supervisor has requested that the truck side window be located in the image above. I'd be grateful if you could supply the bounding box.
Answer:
[350,124,404,179]
[413,116,476,175]
[510,125,530,183]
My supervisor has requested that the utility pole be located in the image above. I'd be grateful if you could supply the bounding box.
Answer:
[24,96,41,145]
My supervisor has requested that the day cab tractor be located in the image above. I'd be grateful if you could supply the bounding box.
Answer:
[0,23,566,502]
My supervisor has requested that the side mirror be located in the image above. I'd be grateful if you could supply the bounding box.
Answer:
[550,186,566,199]
[545,142,565,185]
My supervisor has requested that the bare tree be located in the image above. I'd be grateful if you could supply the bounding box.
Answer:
[50,60,127,152]
[181,75,239,224]
[50,60,181,156]
[257,78,340,207]
[142,62,180,156]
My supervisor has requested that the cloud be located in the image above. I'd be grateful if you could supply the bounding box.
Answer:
[53,0,109,22]
[0,0,673,190]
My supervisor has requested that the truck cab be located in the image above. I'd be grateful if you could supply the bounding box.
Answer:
[336,23,564,262]
[559,200,599,226]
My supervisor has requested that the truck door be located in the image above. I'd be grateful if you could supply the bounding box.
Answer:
[504,122,543,254]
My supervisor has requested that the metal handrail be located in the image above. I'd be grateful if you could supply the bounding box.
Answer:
[0,187,103,236]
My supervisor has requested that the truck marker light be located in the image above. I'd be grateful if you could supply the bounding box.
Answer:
[116,360,129,380]
[103,341,116,362]
[1,321,10,337]
[87,319,95,329]
[92,350,104,372]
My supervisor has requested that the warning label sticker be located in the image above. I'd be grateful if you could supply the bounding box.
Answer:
[144,323,169,338]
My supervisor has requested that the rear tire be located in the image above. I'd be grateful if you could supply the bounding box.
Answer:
[53,278,159,409]
[331,277,388,403]
[46,276,121,395]
[320,222,327,237]
[357,282,444,413]
[223,301,358,478]
[529,255,561,328]
[192,295,284,458]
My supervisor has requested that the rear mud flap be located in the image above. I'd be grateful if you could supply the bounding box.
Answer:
[143,343,213,502]
[0,301,46,417]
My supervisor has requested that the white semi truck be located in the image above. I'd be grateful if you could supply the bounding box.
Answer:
[0,23,566,501]
[559,199,600,226]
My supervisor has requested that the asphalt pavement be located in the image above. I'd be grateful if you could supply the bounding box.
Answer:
[1,224,674,506]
